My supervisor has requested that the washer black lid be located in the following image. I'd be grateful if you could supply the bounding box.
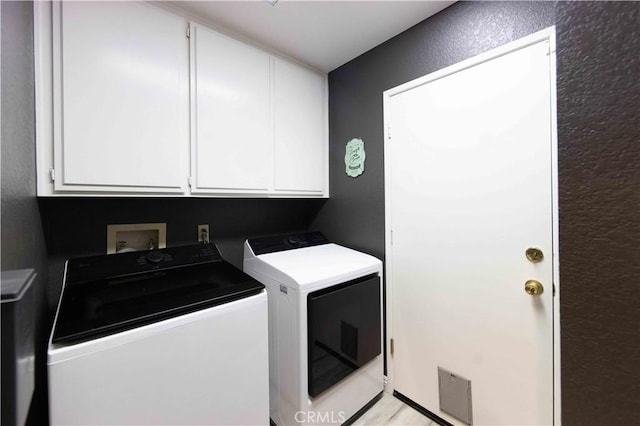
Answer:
[53,244,263,345]
[1,269,36,302]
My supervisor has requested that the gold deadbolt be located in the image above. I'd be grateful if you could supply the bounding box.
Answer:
[525,247,544,263]
[524,280,544,296]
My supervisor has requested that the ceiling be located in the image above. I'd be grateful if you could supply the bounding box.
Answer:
[165,1,455,73]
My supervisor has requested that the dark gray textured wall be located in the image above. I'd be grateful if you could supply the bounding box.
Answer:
[1,1,50,423]
[311,1,555,258]
[556,2,640,424]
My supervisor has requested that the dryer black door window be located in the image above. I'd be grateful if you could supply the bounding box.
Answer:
[307,274,381,397]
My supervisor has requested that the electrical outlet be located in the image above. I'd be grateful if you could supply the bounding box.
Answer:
[198,224,209,243]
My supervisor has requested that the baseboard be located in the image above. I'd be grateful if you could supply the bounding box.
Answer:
[392,390,454,426]
[342,391,384,426]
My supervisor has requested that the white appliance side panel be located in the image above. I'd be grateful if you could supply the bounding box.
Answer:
[275,285,300,426]
[261,272,282,416]
[239,266,297,424]
[48,293,268,426]
[57,1,188,190]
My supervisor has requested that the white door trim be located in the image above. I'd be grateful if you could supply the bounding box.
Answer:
[382,26,560,425]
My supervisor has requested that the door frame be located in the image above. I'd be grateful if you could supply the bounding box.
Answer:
[382,27,560,424]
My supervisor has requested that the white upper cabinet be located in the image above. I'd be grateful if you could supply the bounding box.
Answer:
[190,24,271,193]
[273,58,327,193]
[51,1,189,193]
[34,2,327,197]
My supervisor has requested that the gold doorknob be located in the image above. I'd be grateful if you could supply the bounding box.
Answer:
[525,280,544,296]
[525,247,544,263]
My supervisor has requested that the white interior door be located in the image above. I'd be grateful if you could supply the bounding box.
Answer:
[387,36,555,425]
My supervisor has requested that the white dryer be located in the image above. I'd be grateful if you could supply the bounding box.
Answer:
[243,232,383,426]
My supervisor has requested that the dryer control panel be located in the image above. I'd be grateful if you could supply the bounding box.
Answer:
[248,231,329,255]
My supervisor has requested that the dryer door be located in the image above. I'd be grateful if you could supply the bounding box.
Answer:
[307,274,381,397]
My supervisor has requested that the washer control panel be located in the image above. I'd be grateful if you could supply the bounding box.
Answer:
[66,243,222,285]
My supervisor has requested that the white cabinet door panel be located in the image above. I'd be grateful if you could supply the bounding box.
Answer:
[191,24,271,192]
[56,1,188,191]
[273,59,326,193]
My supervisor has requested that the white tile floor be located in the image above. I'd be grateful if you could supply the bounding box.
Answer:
[353,394,435,426]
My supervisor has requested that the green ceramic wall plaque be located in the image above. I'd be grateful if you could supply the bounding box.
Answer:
[345,138,366,177]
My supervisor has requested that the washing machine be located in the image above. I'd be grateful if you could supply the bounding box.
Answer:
[48,243,269,425]
[243,232,383,426]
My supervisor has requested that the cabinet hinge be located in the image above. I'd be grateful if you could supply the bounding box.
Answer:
[553,283,556,297]
[49,168,55,182]
[387,125,391,140]
[390,338,394,356]
[186,23,190,38]
[188,176,193,187]
[390,229,393,246]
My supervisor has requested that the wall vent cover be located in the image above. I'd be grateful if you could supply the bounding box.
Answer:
[438,366,473,425]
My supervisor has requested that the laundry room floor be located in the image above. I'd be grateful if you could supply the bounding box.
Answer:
[354,394,435,425]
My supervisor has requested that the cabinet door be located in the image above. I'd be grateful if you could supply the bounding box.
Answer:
[273,58,327,193]
[191,24,271,193]
[54,2,188,192]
